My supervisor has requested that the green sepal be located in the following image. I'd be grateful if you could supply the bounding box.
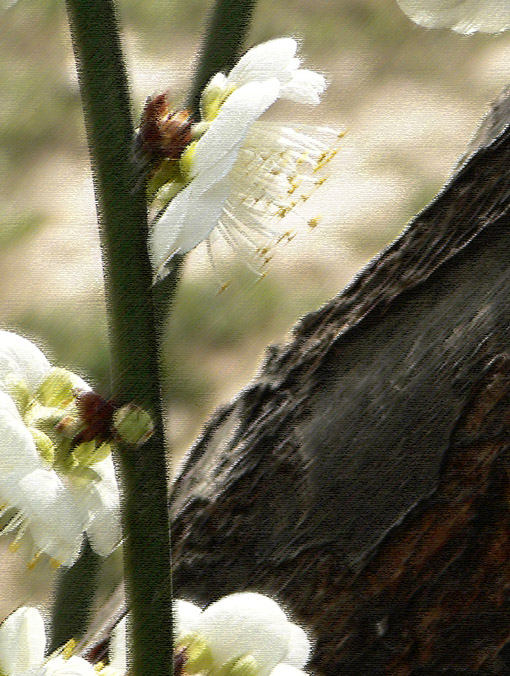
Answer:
[67,464,102,483]
[178,633,214,674]
[71,439,112,467]
[179,140,198,183]
[36,368,81,407]
[219,655,259,676]
[25,403,68,438]
[5,377,32,416]
[147,158,184,200]
[28,427,56,465]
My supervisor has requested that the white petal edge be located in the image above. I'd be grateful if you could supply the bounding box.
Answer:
[269,665,308,676]
[109,617,127,674]
[197,593,291,676]
[226,38,298,88]
[41,655,97,676]
[14,468,84,566]
[193,78,281,175]
[395,0,510,33]
[0,607,46,675]
[0,331,50,393]
[283,624,310,669]
[279,69,326,105]
[75,457,121,557]
[0,390,41,476]
[174,600,202,639]
[150,165,232,270]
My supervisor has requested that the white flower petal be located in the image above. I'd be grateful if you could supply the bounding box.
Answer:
[174,600,202,638]
[109,617,127,674]
[41,655,97,676]
[226,38,298,88]
[14,469,84,566]
[396,0,510,33]
[0,332,50,393]
[151,38,334,270]
[150,79,281,268]
[76,457,121,557]
[279,69,326,105]
[269,665,309,676]
[197,593,291,676]
[193,79,281,175]
[283,624,310,669]
[0,607,46,675]
[0,390,41,477]
[150,166,232,268]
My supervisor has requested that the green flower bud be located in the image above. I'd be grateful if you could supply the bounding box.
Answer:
[113,404,154,446]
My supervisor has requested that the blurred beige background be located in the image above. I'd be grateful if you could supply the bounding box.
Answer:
[1,0,510,619]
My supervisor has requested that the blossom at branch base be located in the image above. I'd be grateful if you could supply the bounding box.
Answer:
[395,0,510,33]
[0,607,97,676]
[149,38,341,278]
[174,593,312,676]
[0,330,121,567]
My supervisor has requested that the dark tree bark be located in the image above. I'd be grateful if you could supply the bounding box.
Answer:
[83,87,510,675]
[169,86,510,676]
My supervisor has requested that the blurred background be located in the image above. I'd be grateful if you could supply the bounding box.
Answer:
[1,0,510,618]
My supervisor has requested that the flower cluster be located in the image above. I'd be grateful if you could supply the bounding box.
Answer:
[110,592,310,676]
[0,607,98,676]
[148,38,342,278]
[0,331,121,567]
[396,0,510,33]
[1,594,312,676]
[173,593,311,676]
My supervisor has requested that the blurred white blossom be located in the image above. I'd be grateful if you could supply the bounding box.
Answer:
[175,592,311,676]
[109,593,311,676]
[396,0,510,33]
[0,331,121,567]
[149,38,341,277]
[0,607,96,676]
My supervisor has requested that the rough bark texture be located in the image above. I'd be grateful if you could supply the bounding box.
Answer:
[80,88,510,674]
[169,85,510,675]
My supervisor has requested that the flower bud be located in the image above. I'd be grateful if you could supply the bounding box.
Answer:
[113,403,154,446]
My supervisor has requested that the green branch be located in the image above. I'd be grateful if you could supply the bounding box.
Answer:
[188,0,258,109]
[50,541,100,652]
[64,2,173,675]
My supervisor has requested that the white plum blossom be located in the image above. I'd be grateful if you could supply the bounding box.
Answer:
[395,0,510,33]
[0,606,97,676]
[149,37,341,277]
[108,593,311,676]
[173,592,312,676]
[0,330,121,567]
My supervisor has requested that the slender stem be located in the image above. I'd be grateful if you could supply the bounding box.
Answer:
[64,2,173,676]
[49,541,100,652]
[187,0,258,110]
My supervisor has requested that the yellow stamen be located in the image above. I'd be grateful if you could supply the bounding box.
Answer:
[27,551,42,570]
[63,639,77,659]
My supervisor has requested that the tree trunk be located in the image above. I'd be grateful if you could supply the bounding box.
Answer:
[170,86,510,675]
